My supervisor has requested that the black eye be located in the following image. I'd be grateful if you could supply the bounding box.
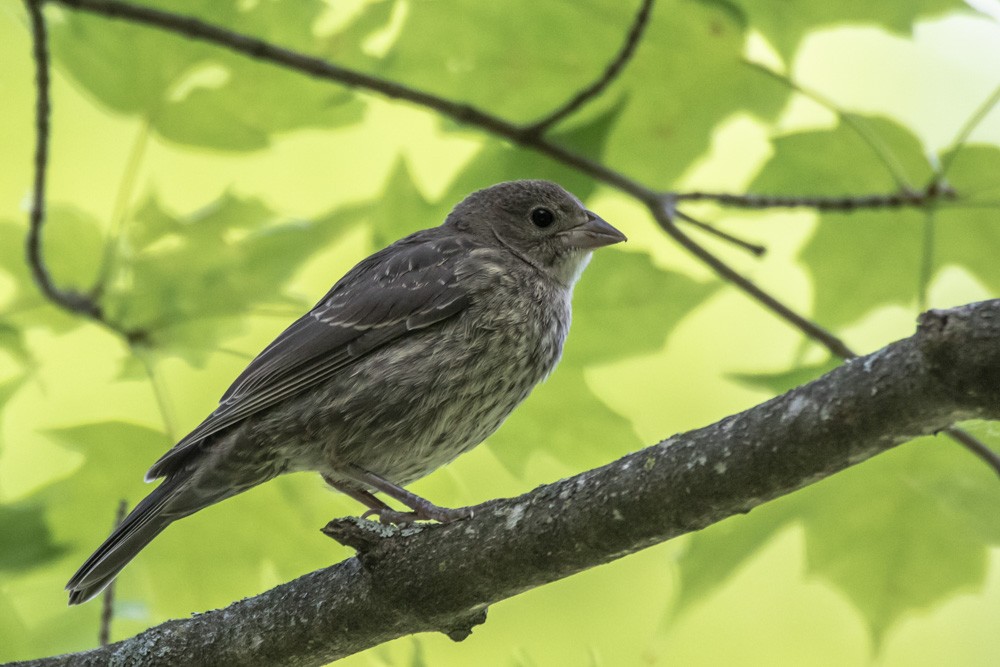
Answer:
[530,207,555,228]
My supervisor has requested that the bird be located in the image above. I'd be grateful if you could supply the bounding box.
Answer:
[66,179,626,605]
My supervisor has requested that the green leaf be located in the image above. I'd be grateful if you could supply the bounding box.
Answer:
[102,193,360,361]
[0,590,30,661]
[368,160,440,249]
[670,498,796,619]
[724,0,965,60]
[604,0,787,187]
[49,0,363,151]
[333,0,787,188]
[0,501,66,573]
[39,206,106,292]
[0,377,27,460]
[800,429,1000,642]
[670,428,1000,643]
[0,321,30,365]
[934,145,1000,296]
[751,116,935,326]
[446,101,626,204]
[570,249,717,366]
[0,206,103,314]
[331,0,630,121]
[40,422,172,543]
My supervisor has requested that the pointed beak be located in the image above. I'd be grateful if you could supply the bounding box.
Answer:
[560,211,627,250]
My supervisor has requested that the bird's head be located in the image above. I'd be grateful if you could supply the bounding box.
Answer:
[445,180,626,286]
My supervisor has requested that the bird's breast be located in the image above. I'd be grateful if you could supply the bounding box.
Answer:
[320,272,573,485]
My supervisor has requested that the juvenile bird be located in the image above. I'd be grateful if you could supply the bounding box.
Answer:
[66,180,625,604]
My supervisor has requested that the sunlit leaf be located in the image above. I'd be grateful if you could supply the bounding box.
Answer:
[671,428,1000,642]
[0,206,103,315]
[751,116,935,326]
[101,193,360,362]
[934,145,1000,295]
[723,0,965,60]
[801,428,1000,641]
[49,0,363,150]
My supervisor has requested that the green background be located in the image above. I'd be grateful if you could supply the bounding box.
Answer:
[1,0,1000,664]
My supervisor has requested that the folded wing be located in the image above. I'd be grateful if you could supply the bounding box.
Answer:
[146,231,474,480]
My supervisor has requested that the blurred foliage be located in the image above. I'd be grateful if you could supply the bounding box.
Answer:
[1,0,999,665]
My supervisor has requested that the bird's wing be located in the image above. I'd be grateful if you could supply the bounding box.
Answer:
[146,232,474,480]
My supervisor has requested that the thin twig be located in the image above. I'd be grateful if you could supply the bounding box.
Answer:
[23,0,104,321]
[93,118,152,300]
[136,348,176,441]
[99,500,128,647]
[938,82,1000,178]
[674,185,956,210]
[944,427,1000,477]
[916,208,936,312]
[675,214,766,256]
[658,195,766,255]
[524,0,654,135]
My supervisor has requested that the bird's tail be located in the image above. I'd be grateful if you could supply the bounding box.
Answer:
[66,475,187,605]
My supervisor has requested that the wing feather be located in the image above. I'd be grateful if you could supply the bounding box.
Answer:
[146,231,474,480]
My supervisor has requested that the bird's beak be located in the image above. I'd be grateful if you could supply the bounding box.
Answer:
[560,211,627,250]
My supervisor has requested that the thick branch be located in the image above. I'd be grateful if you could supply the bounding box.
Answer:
[12,300,1000,667]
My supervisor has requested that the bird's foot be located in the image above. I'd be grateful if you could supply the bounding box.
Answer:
[342,465,474,524]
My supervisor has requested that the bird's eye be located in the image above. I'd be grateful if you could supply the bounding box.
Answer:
[530,207,555,228]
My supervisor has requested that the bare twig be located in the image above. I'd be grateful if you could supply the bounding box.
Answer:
[23,0,104,321]
[98,500,128,647]
[524,0,654,135]
[674,184,956,210]
[944,427,1000,477]
[939,82,1000,178]
[677,217,766,256]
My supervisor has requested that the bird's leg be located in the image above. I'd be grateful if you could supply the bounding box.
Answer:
[342,465,474,524]
[322,474,415,521]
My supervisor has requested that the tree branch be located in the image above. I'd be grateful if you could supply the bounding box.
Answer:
[10,299,1000,667]
[673,183,957,210]
[23,0,104,321]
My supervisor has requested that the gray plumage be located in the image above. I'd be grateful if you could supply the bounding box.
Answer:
[66,180,625,604]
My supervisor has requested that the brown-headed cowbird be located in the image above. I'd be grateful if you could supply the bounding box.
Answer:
[66,180,625,604]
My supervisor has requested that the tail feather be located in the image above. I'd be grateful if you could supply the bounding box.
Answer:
[66,476,186,605]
